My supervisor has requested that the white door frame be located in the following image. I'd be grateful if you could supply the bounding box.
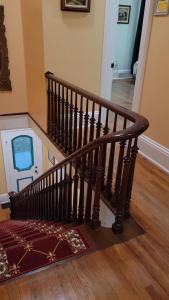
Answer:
[100,0,154,113]
[100,0,119,99]
[132,0,154,112]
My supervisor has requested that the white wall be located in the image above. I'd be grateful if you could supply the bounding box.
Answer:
[114,0,141,74]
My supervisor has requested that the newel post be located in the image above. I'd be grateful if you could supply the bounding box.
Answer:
[125,138,139,218]
[8,191,16,219]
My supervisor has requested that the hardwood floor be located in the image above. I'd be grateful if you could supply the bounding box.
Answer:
[0,155,169,299]
[112,79,135,110]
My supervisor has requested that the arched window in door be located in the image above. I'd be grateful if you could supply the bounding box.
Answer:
[11,135,34,171]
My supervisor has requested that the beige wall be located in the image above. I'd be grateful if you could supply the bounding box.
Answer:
[42,0,106,95]
[0,0,27,114]
[0,135,7,194]
[139,16,169,149]
[21,0,47,131]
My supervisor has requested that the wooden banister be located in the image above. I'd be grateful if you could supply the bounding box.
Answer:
[10,72,149,233]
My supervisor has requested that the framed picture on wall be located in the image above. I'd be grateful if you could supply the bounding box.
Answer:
[154,0,169,15]
[118,5,131,24]
[61,0,91,12]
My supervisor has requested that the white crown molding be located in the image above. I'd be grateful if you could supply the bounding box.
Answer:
[139,135,169,174]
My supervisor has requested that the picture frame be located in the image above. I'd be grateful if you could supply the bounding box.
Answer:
[154,0,169,16]
[0,6,12,91]
[61,0,91,12]
[118,5,131,24]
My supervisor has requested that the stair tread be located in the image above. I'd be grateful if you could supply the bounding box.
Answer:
[0,220,73,252]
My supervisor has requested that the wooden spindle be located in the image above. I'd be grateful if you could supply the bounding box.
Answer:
[73,93,78,152]
[113,141,126,207]
[67,162,72,222]
[93,106,102,180]
[63,165,67,222]
[68,90,73,154]
[112,139,132,233]
[54,81,58,142]
[91,145,104,229]
[104,114,118,198]
[41,178,45,219]
[89,102,96,142]
[78,96,84,149]
[85,150,93,223]
[49,173,53,220]
[39,180,42,219]
[57,84,61,144]
[77,155,85,224]
[50,172,55,220]
[83,99,89,146]
[61,85,65,148]
[72,160,79,222]
[58,168,63,221]
[125,138,139,218]
[54,170,59,221]
[51,80,55,140]
[47,78,51,135]
[64,88,69,153]
[101,109,110,189]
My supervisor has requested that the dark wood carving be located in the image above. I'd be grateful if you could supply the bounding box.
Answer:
[0,6,12,91]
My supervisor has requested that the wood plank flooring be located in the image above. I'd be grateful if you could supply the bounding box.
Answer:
[0,154,169,300]
[112,79,135,110]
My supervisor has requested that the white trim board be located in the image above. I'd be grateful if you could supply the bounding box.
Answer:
[118,69,131,75]
[0,194,10,204]
[132,0,154,112]
[0,114,28,131]
[139,135,169,174]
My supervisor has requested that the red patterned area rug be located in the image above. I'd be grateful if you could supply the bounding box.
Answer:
[0,220,91,283]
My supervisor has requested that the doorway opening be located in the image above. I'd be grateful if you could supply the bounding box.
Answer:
[100,0,154,112]
[112,0,145,110]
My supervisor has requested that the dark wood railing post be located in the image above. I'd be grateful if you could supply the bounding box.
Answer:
[91,145,104,229]
[113,141,126,207]
[72,159,80,222]
[125,138,139,218]
[112,140,132,234]
[66,163,73,222]
[101,109,109,190]
[104,142,115,198]
[8,191,16,219]
[85,150,93,223]
[77,155,86,224]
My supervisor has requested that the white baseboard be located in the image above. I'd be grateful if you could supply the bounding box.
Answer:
[113,69,133,80]
[0,194,10,204]
[139,135,169,174]
[118,69,131,75]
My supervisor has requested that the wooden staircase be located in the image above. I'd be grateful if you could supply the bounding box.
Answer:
[9,72,149,233]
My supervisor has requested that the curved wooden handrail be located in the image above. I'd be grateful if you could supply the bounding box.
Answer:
[45,72,149,137]
[10,72,149,233]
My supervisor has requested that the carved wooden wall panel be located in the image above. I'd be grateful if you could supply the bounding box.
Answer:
[0,5,12,91]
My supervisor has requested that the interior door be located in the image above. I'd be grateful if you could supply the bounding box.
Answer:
[1,129,43,193]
